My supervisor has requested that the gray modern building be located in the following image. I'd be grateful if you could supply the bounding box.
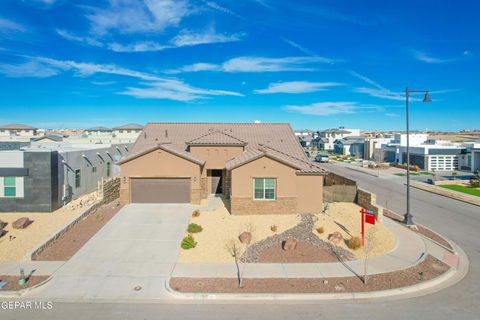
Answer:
[0,142,131,212]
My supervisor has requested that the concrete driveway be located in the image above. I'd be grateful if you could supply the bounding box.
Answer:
[32,204,193,301]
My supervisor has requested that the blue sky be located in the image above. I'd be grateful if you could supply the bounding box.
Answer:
[0,0,478,131]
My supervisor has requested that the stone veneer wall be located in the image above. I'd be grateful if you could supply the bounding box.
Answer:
[230,197,297,215]
[191,189,202,204]
[355,188,383,222]
[323,173,358,203]
[200,177,208,199]
[99,177,121,204]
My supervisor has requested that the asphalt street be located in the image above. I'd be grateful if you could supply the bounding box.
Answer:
[2,163,479,320]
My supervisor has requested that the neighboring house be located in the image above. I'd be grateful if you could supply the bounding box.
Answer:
[294,129,314,137]
[0,143,131,212]
[84,126,112,136]
[112,123,144,140]
[0,124,38,137]
[364,136,395,161]
[298,135,313,148]
[315,127,361,151]
[380,136,467,171]
[31,134,65,143]
[334,136,366,158]
[118,123,327,215]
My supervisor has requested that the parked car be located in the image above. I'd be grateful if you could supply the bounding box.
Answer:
[315,154,330,163]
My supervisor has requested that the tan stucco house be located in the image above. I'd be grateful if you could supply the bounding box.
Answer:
[118,123,326,215]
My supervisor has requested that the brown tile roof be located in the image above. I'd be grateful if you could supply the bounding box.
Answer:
[125,122,326,174]
[186,130,247,146]
[118,143,205,165]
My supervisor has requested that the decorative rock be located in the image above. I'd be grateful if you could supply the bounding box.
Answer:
[283,238,297,251]
[238,231,252,245]
[0,219,6,228]
[328,231,343,245]
[12,217,31,229]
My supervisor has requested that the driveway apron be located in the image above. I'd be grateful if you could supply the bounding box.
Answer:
[31,204,192,300]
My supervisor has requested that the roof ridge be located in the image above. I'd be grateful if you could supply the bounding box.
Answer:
[261,144,321,169]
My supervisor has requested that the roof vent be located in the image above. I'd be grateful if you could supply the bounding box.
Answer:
[144,132,147,139]
[165,130,168,138]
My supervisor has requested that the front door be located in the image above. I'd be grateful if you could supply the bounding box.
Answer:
[210,170,223,194]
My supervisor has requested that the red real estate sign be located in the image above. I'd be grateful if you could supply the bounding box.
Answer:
[360,208,376,245]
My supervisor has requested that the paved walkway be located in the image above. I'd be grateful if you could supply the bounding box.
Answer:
[171,217,431,278]
[29,204,193,300]
[0,261,64,276]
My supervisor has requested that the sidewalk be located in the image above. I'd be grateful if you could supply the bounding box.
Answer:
[0,261,64,276]
[171,217,431,279]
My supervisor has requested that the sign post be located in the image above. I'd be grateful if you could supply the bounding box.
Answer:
[360,208,376,245]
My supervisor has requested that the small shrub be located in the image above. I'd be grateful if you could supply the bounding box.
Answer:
[270,225,278,232]
[187,223,203,233]
[470,179,480,188]
[94,213,104,222]
[192,210,200,217]
[348,236,362,250]
[181,234,197,250]
[316,226,324,234]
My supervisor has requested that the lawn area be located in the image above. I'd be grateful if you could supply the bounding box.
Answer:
[394,172,420,177]
[419,171,433,175]
[439,184,480,197]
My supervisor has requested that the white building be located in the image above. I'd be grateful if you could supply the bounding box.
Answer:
[315,127,361,151]
[84,126,112,136]
[380,135,467,171]
[364,136,395,161]
[112,123,143,140]
[0,124,38,138]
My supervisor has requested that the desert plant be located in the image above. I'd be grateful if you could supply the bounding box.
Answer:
[470,178,480,188]
[187,223,203,233]
[94,213,104,222]
[192,210,200,217]
[181,234,197,250]
[348,236,362,250]
[316,226,324,234]
[270,225,278,232]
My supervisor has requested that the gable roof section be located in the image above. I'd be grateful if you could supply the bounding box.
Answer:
[186,130,247,146]
[118,143,205,166]
[226,144,326,174]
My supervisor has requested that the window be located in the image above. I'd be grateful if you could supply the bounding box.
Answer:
[106,162,111,177]
[75,169,81,188]
[4,176,16,197]
[92,166,97,173]
[254,178,276,200]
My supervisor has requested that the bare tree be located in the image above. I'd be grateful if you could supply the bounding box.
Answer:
[363,226,377,285]
[225,239,242,288]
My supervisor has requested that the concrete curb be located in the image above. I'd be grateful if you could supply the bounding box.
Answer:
[411,183,480,207]
[0,275,54,298]
[163,239,468,302]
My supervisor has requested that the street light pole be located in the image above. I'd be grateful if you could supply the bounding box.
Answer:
[403,88,431,226]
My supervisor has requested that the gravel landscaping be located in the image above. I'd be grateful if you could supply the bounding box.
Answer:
[0,275,49,291]
[241,214,353,263]
[34,200,123,261]
[0,192,99,261]
[170,255,449,294]
[258,241,340,263]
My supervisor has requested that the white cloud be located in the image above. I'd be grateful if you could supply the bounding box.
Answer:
[414,52,451,64]
[0,60,60,77]
[56,29,103,47]
[0,18,27,35]
[168,55,337,74]
[282,38,318,57]
[0,56,241,101]
[284,102,359,116]
[85,0,192,36]
[203,1,241,18]
[252,0,272,9]
[108,41,171,53]
[354,87,405,101]
[171,27,243,47]
[120,79,242,101]
[254,81,341,94]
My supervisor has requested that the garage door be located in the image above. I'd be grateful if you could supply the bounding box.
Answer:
[131,178,190,203]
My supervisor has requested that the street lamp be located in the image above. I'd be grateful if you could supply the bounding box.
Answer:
[404,88,431,226]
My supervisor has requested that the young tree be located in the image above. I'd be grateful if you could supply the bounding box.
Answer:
[363,226,377,285]
[225,239,242,288]
[452,170,458,180]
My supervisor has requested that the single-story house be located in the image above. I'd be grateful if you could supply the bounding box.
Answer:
[118,123,327,215]
[0,124,38,137]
